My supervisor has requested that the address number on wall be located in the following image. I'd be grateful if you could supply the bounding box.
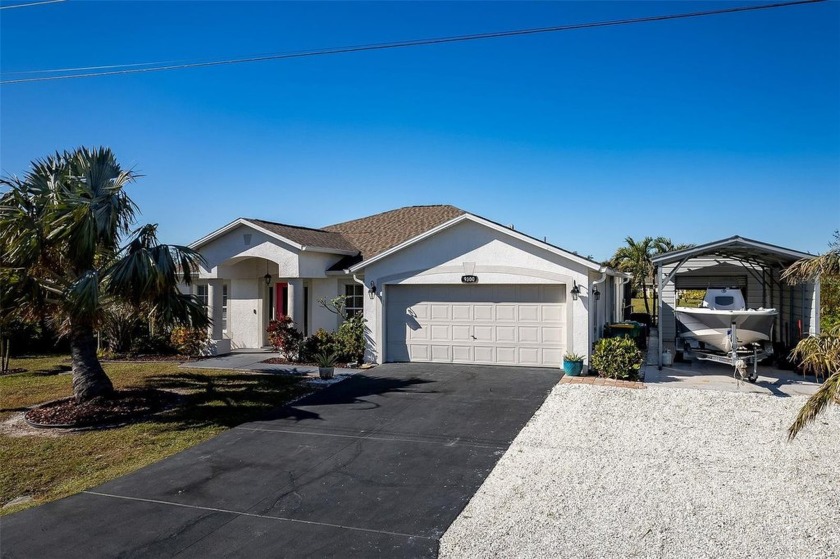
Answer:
[461,275,478,283]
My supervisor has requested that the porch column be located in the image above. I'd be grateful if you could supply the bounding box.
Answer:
[207,280,224,340]
[287,279,305,333]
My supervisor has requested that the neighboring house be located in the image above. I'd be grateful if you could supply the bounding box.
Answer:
[188,205,629,368]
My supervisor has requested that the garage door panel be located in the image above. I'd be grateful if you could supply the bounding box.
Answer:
[430,305,450,321]
[518,326,539,343]
[518,305,539,322]
[496,326,516,342]
[452,345,472,362]
[474,346,494,362]
[452,305,471,320]
[408,326,428,341]
[474,305,493,321]
[496,347,516,364]
[542,327,563,343]
[542,305,563,322]
[474,325,494,342]
[430,345,451,361]
[387,285,566,367]
[518,347,540,365]
[409,345,429,360]
[496,305,516,321]
[452,325,471,341]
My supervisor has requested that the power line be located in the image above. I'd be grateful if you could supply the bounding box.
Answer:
[0,0,826,85]
[0,0,65,10]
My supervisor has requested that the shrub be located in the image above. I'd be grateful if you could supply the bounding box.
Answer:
[301,328,338,362]
[130,332,176,356]
[266,317,304,361]
[170,327,210,357]
[336,314,366,364]
[590,337,643,380]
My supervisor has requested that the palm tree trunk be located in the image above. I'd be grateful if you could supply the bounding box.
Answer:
[642,284,651,316]
[70,322,113,402]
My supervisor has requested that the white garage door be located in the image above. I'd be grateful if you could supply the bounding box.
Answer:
[386,284,566,367]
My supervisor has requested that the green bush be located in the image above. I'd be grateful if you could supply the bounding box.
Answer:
[301,328,339,362]
[336,315,366,364]
[170,327,210,357]
[590,337,643,380]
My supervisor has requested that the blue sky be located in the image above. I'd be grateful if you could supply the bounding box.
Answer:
[1,0,838,261]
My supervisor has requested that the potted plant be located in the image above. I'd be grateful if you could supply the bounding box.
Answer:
[563,352,585,376]
[315,350,338,380]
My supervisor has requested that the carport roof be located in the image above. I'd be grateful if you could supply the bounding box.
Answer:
[651,235,813,268]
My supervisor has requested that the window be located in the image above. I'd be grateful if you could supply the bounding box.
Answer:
[196,284,208,307]
[344,284,364,317]
[221,284,228,333]
[714,296,735,307]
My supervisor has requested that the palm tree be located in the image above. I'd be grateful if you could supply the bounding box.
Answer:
[783,232,840,439]
[0,147,208,402]
[609,236,656,316]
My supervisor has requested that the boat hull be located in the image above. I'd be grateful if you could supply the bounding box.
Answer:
[675,307,777,352]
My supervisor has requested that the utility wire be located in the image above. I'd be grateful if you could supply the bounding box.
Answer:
[0,0,825,85]
[0,0,65,10]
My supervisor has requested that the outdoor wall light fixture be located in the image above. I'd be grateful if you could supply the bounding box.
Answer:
[593,287,601,301]
[570,281,581,301]
[263,273,272,286]
[368,281,377,299]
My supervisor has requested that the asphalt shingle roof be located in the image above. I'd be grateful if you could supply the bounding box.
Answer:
[247,219,358,253]
[324,205,465,261]
[246,206,465,272]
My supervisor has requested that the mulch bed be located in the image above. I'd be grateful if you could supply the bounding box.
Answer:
[24,389,182,429]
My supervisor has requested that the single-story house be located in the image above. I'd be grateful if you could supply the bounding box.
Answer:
[652,235,820,368]
[188,205,629,368]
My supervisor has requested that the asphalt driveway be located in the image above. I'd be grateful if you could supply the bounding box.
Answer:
[1,363,560,558]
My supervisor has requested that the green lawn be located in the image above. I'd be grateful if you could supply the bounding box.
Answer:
[0,355,309,515]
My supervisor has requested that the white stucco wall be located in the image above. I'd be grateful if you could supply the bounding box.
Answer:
[360,219,596,365]
[197,224,300,278]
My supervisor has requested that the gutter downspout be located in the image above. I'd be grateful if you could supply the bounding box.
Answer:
[351,273,366,290]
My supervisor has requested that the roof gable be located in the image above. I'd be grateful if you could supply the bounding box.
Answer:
[347,212,610,273]
[324,205,465,262]
[189,218,357,255]
[651,235,813,267]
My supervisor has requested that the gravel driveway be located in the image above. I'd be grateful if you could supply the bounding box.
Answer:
[440,384,840,558]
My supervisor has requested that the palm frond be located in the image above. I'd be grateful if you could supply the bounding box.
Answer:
[788,370,840,440]
[782,249,840,285]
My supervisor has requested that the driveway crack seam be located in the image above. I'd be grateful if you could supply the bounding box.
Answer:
[82,491,433,540]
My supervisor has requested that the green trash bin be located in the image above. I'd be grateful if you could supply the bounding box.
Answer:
[604,321,645,349]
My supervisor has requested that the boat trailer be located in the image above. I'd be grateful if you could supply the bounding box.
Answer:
[679,322,773,383]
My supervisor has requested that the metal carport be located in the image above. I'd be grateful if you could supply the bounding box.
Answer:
[651,236,820,369]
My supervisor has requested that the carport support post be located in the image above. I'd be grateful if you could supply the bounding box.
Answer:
[658,266,663,370]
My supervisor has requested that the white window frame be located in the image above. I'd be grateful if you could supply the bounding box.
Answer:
[221,283,229,335]
[344,283,364,318]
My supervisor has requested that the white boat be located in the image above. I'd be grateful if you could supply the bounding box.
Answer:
[675,288,777,352]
